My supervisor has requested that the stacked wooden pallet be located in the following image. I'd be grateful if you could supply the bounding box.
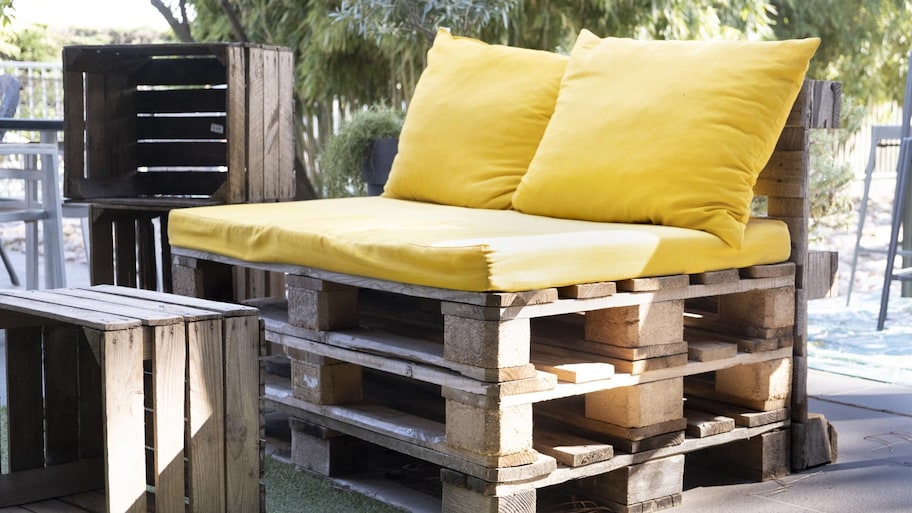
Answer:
[0,286,263,513]
[171,79,840,513]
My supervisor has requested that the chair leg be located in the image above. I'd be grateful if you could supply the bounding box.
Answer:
[878,138,912,330]
[0,245,20,287]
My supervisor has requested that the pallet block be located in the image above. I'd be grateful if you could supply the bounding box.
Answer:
[289,417,368,476]
[578,454,685,513]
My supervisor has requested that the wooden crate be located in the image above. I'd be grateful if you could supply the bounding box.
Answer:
[63,43,295,205]
[0,286,263,513]
[62,43,294,294]
[171,80,840,513]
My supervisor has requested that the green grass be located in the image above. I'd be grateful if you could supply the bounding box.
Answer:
[265,457,406,513]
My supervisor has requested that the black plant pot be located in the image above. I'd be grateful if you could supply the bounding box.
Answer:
[361,137,399,196]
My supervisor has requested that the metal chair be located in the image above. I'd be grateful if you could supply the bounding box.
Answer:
[0,74,66,289]
[878,53,912,329]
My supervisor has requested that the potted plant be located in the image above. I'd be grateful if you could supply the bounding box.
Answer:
[319,105,403,197]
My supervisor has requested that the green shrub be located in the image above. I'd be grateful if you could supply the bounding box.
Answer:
[318,106,403,197]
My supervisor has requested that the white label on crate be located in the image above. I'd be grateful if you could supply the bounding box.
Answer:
[210,123,225,135]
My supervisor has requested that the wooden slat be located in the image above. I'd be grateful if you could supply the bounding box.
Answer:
[278,49,295,200]
[533,426,614,467]
[684,409,735,438]
[44,325,80,465]
[152,324,187,513]
[97,327,147,513]
[135,115,228,140]
[134,141,227,167]
[224,316,263,513]
[134,88,227,113]
[226,45,248,203]
[114,216,136,288]
[7,326,45,472]
[187,319,226,512]
[0,459,105,508]
[78,329,105,460]
[262,48,280,201]
[246,47,266,203]
[62,68,86,199]
[137,216,158,290]
[131,57,226,86]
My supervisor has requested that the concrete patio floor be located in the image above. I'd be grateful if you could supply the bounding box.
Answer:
[1,247,910,512]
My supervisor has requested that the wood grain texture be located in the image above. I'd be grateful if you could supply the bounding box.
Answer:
[152,324,187,513]
[187,319,226,513]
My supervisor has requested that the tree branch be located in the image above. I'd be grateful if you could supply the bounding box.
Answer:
[219,0,249,43]
[149,0,193,42]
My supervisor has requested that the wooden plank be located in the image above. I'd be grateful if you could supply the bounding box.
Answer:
[537,399,686,442]
[44,324,80,465]
[0,459,104,508]
[114,216,137,288]
[224,316,262,513]
[532,427,614,467]
[137,216,158,290]
[78,328,104,460]
[584,378,683,428]
[443,316,531,371]
[134,88,227,113]
[135,115,228,140]
[262,48,280,201]
[557,282,616,299]
[616,275,689,292]
[246,46,265,203]
[7,326,45,471]
[62,68,86,199]
[225,45,248,203]
[683,396,789,428]
[806,249,839,300]
[134,141,227,167]
[684,409,735,438]
[187,318,226,513]
[132,57,226,86]
[96,327,147,513]
[689,269,740,285]
[152,324,187,513]
[89,207,115,285]
[57,491,108,512]
[277,49,295,200]
[90,283,257,317]
[687,339,738,362]
[739,262,796,279]
[531,348,615,383]
[578,454,684,507]
[5,290,180,327]
[600,353,688,375]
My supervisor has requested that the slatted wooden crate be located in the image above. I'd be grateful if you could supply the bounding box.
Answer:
[62,43,294,294]
[0,286,263,513]
[171,80,840,513]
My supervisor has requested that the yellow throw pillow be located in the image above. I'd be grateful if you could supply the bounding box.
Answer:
[512,30,820,247]
[382,29,569,209]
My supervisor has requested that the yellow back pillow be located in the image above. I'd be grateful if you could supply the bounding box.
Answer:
[512,30,820,247]
[383,29,569,209]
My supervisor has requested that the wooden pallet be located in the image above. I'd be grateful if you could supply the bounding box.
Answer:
[170,79,840,513]
[0,286,263,513]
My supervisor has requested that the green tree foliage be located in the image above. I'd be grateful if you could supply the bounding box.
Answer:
[771,0,911,105]
[1,0,13,26]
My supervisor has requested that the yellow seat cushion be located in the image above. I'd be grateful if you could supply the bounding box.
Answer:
[381,29,569,209]
[512,30,819,248]
[168,197,791,292]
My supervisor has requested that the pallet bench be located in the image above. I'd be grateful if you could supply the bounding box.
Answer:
[0,286,263,513]
[170,80,840,512]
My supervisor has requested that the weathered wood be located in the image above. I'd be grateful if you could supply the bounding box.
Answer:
[441,471,536,513]
[585,378,683,428]
[791,413,838,470]
[0,459,104,508]
[585,300,684,347]
[683,396,789,428]
[578,454,684,511]
[687,340,738,362]
[533,426,614,467]
[446,400,537,467]
[714,357,793,411]
[806,249,839,300]
[96,327,147,513]
[289,417,367,476]
[684,409,735,438]
[186,318,226,513]
[693,430,790,481]
[444,316,531,371]
[7,326,45,472]
[151,323,187,513]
